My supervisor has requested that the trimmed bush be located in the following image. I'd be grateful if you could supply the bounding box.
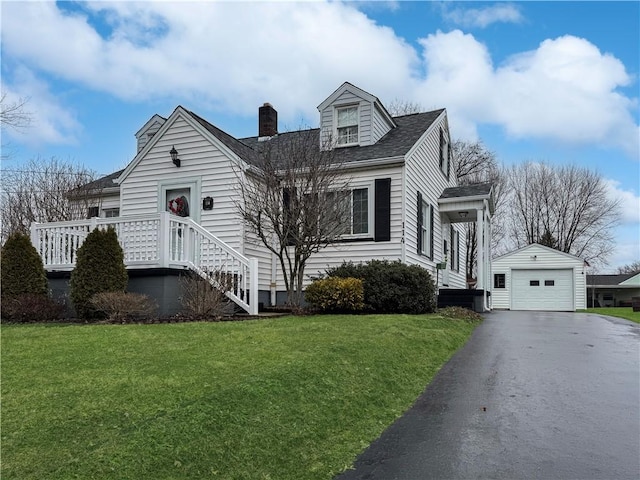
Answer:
[70,227,128,319]
[327,260,436,314]
[90,292,157,323]
[305,277,364,313]
[1,232,48,299]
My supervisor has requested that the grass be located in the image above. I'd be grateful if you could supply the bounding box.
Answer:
[581,307,640,323]
[1,314,479,480]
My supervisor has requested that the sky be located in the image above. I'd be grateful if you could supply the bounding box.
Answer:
[1,1,639,272]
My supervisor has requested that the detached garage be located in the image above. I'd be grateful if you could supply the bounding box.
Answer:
[492,244,587,311]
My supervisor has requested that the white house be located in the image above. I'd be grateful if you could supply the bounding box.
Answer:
[586,273,640,307]
[491,243,587,311]
[32,82,494,315]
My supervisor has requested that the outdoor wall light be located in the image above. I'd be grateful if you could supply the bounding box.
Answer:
[170,146,181,167]
[458,211,468,218]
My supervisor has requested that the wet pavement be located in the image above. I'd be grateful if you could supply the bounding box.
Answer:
[336,311,640,480]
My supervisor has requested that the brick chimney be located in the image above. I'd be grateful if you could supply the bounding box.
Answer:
[259,103,278,137]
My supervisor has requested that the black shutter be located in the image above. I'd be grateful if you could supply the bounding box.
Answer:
[456,230,460,272]
[417,192,423,255]
[446,143,451,180]
[374,178,391,242]
[429,205,434,260]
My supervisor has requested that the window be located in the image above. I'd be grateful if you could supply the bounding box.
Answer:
[307,187,371,237]
[530,280,540,286]
[544,280,555,286]
[439,127,450,179]
[417,195,432,259]
[336,187,369,235]
[336,106,358,145]
[87,206,99,219]
[494,273,505,289]
[103,208,120,218]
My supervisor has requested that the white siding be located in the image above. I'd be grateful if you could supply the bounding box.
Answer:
[492,244,586,311]
[271,166,404,290]
[403,112,466,289]
[372,104,392,144]
[120,115,244,250]
[136,119,165,153]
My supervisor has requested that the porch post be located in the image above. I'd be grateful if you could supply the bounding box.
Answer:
[159,211,170,268]
[249,257,259,315]
[30,222,38,249]
[486,202,492,310]
[476,208,484,300]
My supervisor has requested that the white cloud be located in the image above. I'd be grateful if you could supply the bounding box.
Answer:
[413,31,639,157]
[0,2,637,157]
[443,3,524,28]
[1,68,81,146]
[0,1,417,124]
[604,179,640,225]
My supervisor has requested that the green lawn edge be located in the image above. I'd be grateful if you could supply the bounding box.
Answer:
[2,313,480,480]
[579,307,640,323]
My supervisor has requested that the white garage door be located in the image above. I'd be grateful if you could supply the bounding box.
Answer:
[511,269,574,311]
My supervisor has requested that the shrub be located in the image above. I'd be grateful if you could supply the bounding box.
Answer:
[90,292,157,323]
[327,260,436,314]
[179,270,233,318]
[1,294,65,322]
[70,227,128,319]
[305,277,364,313]
[1,232,48,299]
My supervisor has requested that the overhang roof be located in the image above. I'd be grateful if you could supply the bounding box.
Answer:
[587,273,638,286]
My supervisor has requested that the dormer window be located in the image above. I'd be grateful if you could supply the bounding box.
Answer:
[336,106,359,146]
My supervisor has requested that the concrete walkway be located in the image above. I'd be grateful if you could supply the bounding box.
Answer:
[336,311,640,480]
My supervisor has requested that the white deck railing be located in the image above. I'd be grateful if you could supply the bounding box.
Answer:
[30,212,258,315]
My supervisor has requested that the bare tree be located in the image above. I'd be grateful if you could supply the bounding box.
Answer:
[0,93,31,130]
[504,162,620,267]
[616,261,640,274]
[450,139,506,281]
[385,99,422,117]
[1,156,100,241]
[236,129,352,307]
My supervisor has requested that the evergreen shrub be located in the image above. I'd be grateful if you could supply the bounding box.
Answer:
[1,232,48,299]
[327,260,436,314]
[305,277,364,313]
[70,227,128,319]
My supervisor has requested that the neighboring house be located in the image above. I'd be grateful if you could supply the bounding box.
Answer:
[492,243,587,311]
[586,273,640,307]
[32,82,494,315]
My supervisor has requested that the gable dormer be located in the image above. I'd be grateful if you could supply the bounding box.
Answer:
[317,82,396,150]
[135,114,166,153]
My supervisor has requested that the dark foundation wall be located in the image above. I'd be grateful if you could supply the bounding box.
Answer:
[47,269,186,318]
[47,269,272,317]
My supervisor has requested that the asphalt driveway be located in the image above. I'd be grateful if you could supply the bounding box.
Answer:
[337,311,640,480]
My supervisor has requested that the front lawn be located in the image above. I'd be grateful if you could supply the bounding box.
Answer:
[2,314,478,480]
[582,307,640,324]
